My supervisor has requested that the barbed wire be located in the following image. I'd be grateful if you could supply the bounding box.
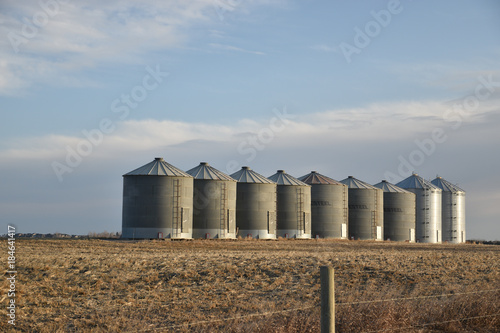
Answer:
[361,313,500,332]
[161,288,499,308]
[140,289,500,332]
[156,269,474,293]
[336,288,500,306]
[154,305,317,331]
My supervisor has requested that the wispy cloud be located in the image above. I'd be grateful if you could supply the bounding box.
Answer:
[0,0,231,95]
[209,43,266,55]
[384,59,500,94]
[310,44,339,53]
[1,99,495,163]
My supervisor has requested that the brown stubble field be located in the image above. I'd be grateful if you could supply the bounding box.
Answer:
[1,239,499,332]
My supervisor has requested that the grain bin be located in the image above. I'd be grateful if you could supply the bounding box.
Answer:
[373,180,416,242]
[230,166,277,239]
[431,177,466,243]
[186,162,237,239]
[298,171,348,239]
[396,174,442,243]
[268,170,311,239]
[122,157,193,239]
[339,176,384,240]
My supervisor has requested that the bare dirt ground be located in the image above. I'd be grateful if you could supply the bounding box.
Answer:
[1,239,499,332]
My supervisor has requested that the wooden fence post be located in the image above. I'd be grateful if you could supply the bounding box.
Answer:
[320,266,335,333]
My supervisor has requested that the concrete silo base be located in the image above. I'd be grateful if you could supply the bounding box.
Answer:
[192,229,236,239]
[237,229,277,239]
[276,229,311,239]
[121,227,192,239]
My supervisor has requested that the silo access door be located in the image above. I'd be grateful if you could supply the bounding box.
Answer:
[267,211,276,235]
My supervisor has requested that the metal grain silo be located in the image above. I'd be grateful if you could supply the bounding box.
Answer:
[268,170,311,239]
[186,162,237,239]
[373,180,416,242]
[230,166,277,239]
[396,173,442,243]
[339,176,384,241]
[122,157,193,239]
[431,177,466,243]
[298,171,348,239]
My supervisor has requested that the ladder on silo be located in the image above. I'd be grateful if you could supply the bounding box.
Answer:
[451,193,458,241]
[343,189,348,225]
[172,179,182,238]
[423,189,430,240]
[371,211,376,240]
[297,188,304,237]
[220,182,227,239]
[372,192,378,239]
[343,188,348,238]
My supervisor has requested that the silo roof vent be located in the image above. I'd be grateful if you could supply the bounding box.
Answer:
[298,171,344,185]
[124,158,191,177]
[373,180,412,193]
[230,167,275,184]
[431,177,465,193]
[340,176,378,189]
[396,174,441,190]
[185,162,235,181]
[268,170,309,186]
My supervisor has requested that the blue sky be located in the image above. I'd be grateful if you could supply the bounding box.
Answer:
[1,0,499,239]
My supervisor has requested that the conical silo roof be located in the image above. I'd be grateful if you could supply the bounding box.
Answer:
[373,180,412,193]
[230,166,275,184]
[185,162,235,181]
[298,171,344,185]
[396,173,441,190]
[340,176,378,189]
[124,157,191,177]
[268,170,309,186]
[431,177,465,193]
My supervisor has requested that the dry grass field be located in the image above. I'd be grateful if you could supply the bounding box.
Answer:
[1,238,499,332]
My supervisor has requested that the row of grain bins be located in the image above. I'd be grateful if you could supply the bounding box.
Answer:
[122,158,466,243]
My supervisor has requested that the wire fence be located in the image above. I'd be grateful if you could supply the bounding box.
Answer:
[361,313,500,333]
[151,272,500,332]
[336,288,500,306]
[163,305,317,331]
[160,309,500,332]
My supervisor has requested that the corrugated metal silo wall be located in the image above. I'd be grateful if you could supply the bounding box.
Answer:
[192,179,237,239]
[383,192,416,241]
[442,191,466,243]
[122,175,193,239]
[276,185,311,238]
[235,183,277,239]
[406,188,442,243]
[310,184,348,238]
[348,188,384,240]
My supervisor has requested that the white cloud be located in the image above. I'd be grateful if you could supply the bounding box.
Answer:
[0,0,290,95]
[209,43,266,55]
[310,44,339,53]
[0,0,227,95]
[385,59,500,94]
[1,99,496,168]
